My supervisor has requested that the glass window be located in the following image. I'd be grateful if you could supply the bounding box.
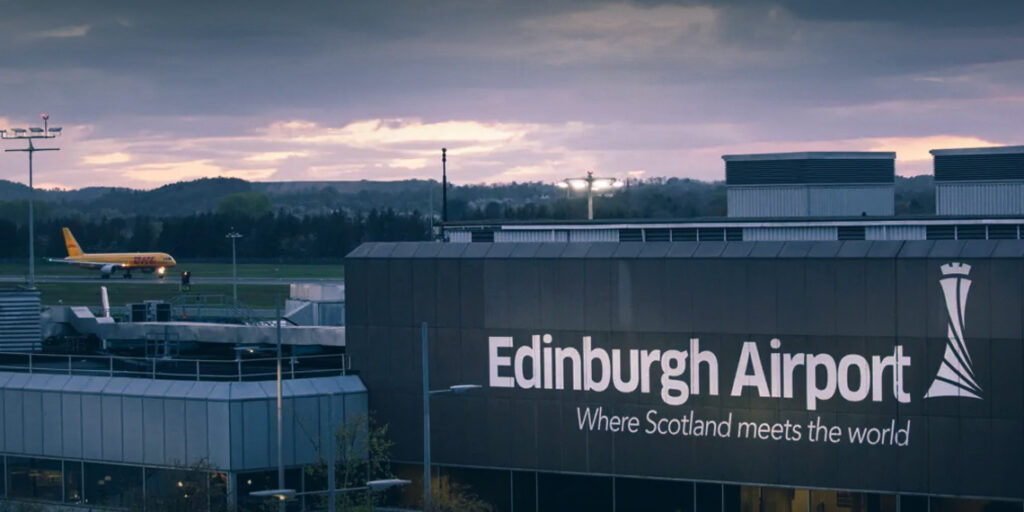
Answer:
[84,462,143,509]
[931,496,1021,512]
[900,495,929,512]
[538,473,612,512]
[210,471,229,512]
[616,477,693,512]
[438,466,510,512]
[511,471,536,512]
[741,486,812,512]
[810,489,898,512]
[145,467,211,512]
[6,457,62,502]
[695,482,722,512]
[64,461,83,504]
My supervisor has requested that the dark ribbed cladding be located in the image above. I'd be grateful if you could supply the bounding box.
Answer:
[934,153,1024,181]
[726,159,894,185]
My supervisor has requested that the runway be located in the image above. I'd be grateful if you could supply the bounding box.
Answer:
[0,275,343,286]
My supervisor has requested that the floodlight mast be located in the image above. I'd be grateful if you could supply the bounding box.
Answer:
[2,113,62,289]
[226,229,243,304]
[557,171,623,220]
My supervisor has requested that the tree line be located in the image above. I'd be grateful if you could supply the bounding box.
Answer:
[0,175,936,261]
[0,209,431,261]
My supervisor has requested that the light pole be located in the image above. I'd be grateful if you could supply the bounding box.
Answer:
[556,170,623,220]
[1,113,62,288]
[441,148,448,240]
[276,299,284,512]
[421,321,481,512]
[226,229,243,304]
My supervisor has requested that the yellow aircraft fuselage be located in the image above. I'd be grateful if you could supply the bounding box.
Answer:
[65,252,177,270]
[52,227,177,278]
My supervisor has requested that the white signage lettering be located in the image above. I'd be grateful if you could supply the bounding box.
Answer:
[488,335,913,411]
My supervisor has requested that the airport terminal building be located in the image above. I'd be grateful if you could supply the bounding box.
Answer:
[346,148,1024,512]
[0,146,1022,511]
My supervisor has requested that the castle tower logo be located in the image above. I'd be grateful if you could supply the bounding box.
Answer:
[924,262,983,399]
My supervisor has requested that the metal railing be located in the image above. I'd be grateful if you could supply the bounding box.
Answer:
[0,351,349,382]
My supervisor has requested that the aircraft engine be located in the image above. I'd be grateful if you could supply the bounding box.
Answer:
[100,264,116,278]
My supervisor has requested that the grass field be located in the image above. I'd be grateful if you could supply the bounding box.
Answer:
[35,282,290,308]
[0,261,344,279]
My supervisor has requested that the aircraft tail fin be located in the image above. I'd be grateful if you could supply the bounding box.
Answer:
[62,227,84,257]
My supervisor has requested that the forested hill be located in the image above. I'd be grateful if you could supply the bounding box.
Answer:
[0,175,937,221]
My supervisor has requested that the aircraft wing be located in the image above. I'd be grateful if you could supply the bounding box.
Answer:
[46,258,123,270]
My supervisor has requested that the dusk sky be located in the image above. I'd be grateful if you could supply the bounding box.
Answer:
[1,0,1022,189]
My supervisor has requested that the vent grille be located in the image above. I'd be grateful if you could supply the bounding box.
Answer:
[926,225,955,240]
[671,228,697,241]
[619,229,643,242]
[645,229,670,242]
[935,153,1024,181]
[837,226,866,240]
[956,225,987,240]
[726,159,894,185]
[697,228,724,241]
[988,225,1020,240]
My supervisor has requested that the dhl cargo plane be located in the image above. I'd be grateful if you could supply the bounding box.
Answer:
[47,227,177,279]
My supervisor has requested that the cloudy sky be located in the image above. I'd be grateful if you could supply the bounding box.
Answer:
[1,0,1022,189]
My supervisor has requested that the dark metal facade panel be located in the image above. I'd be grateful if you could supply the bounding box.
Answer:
[461,243,492,258]
[721,242,754,258]
[585,242,619,258]
[692,242,726,257]
[561,242,592,258]
[484,243,515,258]
[368,243,398,258]
[749,241,784,258]
[346,241,1024,500]
[665,242,700,258]
[726,158,895,185]
[638,242,672,258]
[934,153,1024,181]
[509,242,542,258]
[389,242,420,258]
[866,241,904,258]
[806,241,843,258]
[411,242,443,258]
[778,242,813,258]
[534,242,569,258]
[611,242,645,258]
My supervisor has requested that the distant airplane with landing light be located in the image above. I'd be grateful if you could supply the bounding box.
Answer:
[47,227,177,279]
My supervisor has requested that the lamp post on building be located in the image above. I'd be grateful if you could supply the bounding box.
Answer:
[226,229,243,304]
[2,114,62,288]
[556,171,623,220]
[441,148,448,240]
[422,321,481,512]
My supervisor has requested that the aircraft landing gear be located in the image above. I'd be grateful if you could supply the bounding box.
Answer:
[123,272,133,279]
